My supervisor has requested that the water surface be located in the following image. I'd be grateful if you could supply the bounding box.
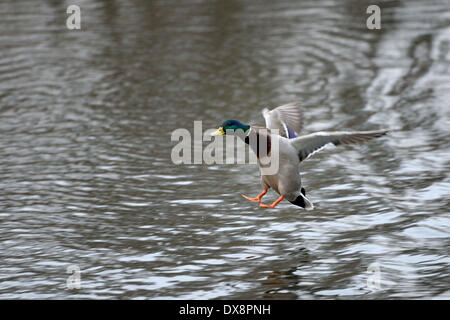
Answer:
[0,0,449,299]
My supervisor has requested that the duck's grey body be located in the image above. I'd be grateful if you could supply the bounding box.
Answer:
[248,128,314,209]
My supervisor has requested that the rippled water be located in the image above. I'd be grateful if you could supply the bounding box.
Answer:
[0,0,449,299]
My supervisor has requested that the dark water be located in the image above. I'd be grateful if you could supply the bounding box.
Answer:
[0,0,449,299]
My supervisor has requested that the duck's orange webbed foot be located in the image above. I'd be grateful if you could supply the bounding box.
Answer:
[241,189,267,202]
[259,195,284,208]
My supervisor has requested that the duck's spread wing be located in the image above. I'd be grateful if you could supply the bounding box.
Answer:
[262,101,303,138]
[290,130,388,162]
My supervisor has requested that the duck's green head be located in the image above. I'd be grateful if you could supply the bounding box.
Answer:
[211,120,250,136]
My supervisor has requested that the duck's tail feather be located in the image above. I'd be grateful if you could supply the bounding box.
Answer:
[289,192,314,211]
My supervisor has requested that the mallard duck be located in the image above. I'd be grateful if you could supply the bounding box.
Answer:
[211,102,388,210]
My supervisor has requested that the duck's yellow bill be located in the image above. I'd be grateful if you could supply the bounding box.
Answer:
[211,127,225,136]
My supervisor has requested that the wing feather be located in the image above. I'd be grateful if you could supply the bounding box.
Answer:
[262,101,303,138]
[290,130,388,162]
